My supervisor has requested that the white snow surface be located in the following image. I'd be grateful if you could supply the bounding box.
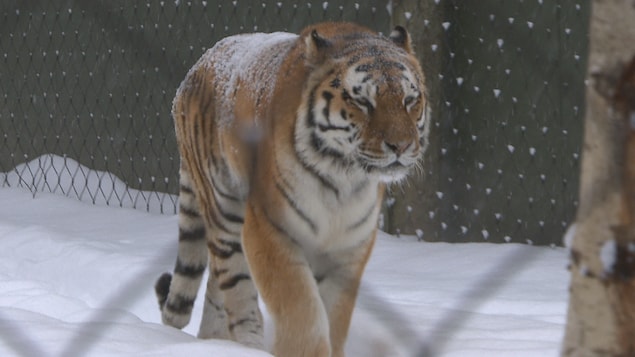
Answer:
[0,177,570,356]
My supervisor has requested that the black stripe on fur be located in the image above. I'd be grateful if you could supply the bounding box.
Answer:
[174,258,206,278]
[179,185,194,195]
[219,274,251,290]
[178,226,206,241]
[318,123,351,132]
[310,131,346,160]
[179,204,200,218]
[155,273,172,309]
[295,88,341,196]
[347,202,377,232]
[229,317,261,332]
[275,180,318,234]
[165,294,196,315]
[209,174,241,202]
[208,239,242,260]
[208,203,241,236]
[211,197,244,224]
[250,202,297,245]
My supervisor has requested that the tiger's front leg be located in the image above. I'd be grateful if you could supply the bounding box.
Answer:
[317,233,376,357]
[242,203,331,357]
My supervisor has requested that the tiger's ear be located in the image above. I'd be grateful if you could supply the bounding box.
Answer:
[389,26,412,53]
[305,29,332,65]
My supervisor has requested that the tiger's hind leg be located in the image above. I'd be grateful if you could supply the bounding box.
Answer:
[156,169,208,329]
[196,175,264,348]
[197,257,231,339]
[199,207,264,349]
[203,233,264,348]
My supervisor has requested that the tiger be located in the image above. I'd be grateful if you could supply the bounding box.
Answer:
[155,22,429,357]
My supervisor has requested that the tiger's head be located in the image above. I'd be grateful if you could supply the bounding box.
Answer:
[295,23,429,184]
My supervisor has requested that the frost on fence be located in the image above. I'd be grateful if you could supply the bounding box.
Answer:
[0,154,177,214]
[0,0,588,245]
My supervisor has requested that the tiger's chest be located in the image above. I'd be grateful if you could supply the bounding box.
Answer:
[276,172,382,253]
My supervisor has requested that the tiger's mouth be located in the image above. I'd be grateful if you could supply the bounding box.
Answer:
[376,161,413,183]
[358,157,415,182]
[386,161,408,169]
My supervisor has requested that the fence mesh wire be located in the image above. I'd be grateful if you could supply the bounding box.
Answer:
[0,0,589,245]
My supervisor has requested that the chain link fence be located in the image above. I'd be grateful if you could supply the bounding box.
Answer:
[0,0,589,245]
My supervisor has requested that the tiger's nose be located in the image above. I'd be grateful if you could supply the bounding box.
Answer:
[384,140,412,156]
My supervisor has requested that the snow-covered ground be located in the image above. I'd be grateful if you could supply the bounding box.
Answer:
[0,157,570,356]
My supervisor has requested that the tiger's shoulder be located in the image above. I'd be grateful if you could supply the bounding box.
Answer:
[174,31,297,126]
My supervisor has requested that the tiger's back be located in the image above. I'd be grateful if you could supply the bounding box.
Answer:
[156,22,428,357]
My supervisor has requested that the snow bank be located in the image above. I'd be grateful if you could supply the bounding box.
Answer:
[1,154,177,214]
[0,160,570,356]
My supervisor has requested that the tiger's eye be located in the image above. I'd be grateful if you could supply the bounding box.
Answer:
[404,95,416,107]
[342,90,353,104]
[355,98,374,113]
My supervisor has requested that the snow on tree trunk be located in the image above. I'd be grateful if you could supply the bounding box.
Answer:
[562,1,635,355]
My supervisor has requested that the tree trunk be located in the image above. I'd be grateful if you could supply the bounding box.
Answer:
[562,1,635,355]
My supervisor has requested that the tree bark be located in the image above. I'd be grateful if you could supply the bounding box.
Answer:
[563,1,635,355]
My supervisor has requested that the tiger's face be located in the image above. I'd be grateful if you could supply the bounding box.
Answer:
[297,27,428,183]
